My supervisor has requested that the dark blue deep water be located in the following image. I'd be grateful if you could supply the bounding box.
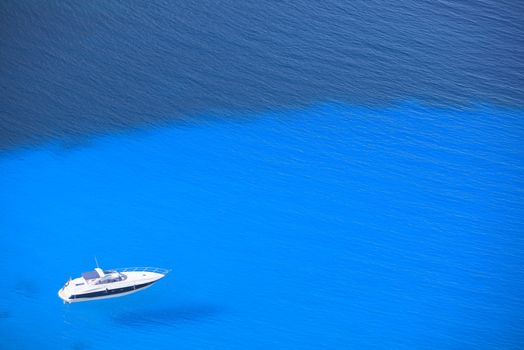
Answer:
[1,1,524,349]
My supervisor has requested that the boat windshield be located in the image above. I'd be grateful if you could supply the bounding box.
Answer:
[96,273,126,284]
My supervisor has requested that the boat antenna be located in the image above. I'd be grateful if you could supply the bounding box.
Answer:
[94,256,100,268]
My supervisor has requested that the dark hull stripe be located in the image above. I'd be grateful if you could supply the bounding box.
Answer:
[71,281,155,299]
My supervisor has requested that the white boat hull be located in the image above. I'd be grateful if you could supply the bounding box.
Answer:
[58,283,154,303]
[58,268,168,303]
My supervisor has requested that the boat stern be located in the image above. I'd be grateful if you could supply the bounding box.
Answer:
[58,286,73,303]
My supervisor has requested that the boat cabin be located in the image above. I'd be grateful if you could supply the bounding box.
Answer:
[81,268,126,285]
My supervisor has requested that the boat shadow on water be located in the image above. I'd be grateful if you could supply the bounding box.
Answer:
[111,304,223,328]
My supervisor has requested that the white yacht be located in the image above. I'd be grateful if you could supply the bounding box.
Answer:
[58,267,169,303]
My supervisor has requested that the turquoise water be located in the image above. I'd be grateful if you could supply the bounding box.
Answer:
[1,103,524,349]
[1,1,524,349]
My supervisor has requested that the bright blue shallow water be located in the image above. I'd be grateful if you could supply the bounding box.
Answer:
[1,1,524,349]
[1,103,524,349]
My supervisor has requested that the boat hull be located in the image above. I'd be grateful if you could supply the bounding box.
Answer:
[58,268,168,303]
[58,282,155,303]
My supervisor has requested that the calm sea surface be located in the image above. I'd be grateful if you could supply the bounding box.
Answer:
[1,1,523,349]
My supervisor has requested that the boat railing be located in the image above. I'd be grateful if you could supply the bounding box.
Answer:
[111,267,171,275]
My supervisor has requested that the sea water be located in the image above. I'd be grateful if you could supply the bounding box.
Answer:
[1,103,523,349]
[1,1,523,349]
